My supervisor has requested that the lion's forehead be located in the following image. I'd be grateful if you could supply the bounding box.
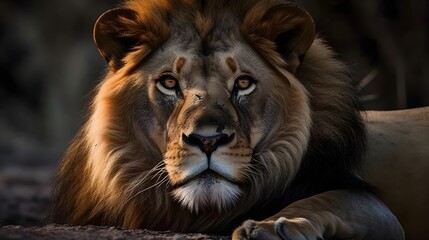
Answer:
[161,47,267,85]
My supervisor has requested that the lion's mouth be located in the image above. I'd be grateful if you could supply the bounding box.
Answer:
[173,169,237,188]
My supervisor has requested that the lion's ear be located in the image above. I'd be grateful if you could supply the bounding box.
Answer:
[242,4,315,73]
[93,8,140,71]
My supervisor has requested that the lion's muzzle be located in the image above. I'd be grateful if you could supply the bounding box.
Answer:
[166,112,251,211]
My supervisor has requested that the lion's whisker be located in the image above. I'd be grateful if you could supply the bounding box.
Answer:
[151,166,167,180]
[126,161,166,193]
[124,173,170,206]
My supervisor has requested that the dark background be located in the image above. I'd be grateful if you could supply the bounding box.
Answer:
[0,0,428,226]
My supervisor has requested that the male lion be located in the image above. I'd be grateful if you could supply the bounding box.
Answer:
[51,0,416,239]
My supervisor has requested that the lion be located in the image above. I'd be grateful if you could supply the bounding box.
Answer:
[51,0,423,239]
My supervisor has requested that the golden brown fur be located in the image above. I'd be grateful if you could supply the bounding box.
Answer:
[52,0,404,239]
[363,107,429,240]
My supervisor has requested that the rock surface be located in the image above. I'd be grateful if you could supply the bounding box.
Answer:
[0,225,228,240]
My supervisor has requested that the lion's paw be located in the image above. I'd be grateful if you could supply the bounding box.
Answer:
[232,217,323,240]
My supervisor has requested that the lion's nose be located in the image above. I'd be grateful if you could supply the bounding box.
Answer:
[182,133,235,157]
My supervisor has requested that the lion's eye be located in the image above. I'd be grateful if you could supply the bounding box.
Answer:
[162,78,178,89]
[235,77,256,96]
[237,79,251,89]
[156,75,179,96]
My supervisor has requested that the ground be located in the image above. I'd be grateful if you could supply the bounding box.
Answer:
[0,225,225,240]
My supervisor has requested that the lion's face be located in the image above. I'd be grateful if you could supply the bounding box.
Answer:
[86,1,316,215]
[140,40,294,211]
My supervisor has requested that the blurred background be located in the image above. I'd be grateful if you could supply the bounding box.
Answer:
[0,0,428,226]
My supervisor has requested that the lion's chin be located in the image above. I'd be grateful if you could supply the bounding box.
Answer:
[171,172,241,213]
